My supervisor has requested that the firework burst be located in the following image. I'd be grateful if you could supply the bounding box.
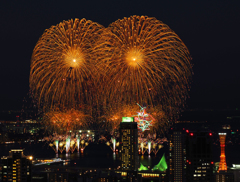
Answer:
[30,18,104,110]
[95,15,192,118]
[43,108,91,134]
[103,104,168,133]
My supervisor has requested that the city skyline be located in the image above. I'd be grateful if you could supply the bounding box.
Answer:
[1,2,240,181]
[0,0,240,111]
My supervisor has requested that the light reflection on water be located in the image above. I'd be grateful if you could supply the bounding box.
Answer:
[0,142,166,168]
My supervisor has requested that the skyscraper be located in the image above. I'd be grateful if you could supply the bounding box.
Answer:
[1,149,32,182]
[119,117,139,171]
[186,131,213,182]
[168,129,186,182]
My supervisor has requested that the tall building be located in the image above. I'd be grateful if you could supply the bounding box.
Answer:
[168,129,186,182]
[119,117,138,171]
[230,164,240,182]
[1,149,32,182]
[186,131,214,182]
[215,172,234,182]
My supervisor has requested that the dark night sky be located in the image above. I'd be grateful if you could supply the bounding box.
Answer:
[0,0,240,111]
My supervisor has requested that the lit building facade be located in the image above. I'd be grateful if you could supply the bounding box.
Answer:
[168,129,186,182]
[1,149,32,182]
[215,172,234,182]
[119,117,138,171]
[230,164,240,182]
[186,131,214,182]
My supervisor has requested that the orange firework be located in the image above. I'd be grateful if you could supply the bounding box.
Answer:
[30,18,104,110]
[95,16,192,114]
[103,104,168,133]
[43,108,91,134]
[103,104,139,130]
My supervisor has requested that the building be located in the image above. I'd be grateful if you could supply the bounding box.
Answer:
[186,131,214,182]
[230,164,240,182]
[1,149,32,182]
[215,171,234,182]
[119,117,139,172]
[168,129,186,182]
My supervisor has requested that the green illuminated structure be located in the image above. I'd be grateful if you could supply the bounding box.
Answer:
[139,163,149,171]
[152,154,168,171]
[138,154,168,171]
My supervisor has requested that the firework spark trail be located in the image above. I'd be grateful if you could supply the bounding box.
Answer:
[103,104,168,133]
[95,16,192,121]
[43,108,91,134]
[30,18,104,110]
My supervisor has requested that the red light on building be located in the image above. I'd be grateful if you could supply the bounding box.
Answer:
[190,133,193,136]
[211,161,214,165]
[189,162,191,164]
[209,133,212,136]
[186,130,189,133]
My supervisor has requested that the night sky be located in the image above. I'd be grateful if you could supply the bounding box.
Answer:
[0,0,240,111]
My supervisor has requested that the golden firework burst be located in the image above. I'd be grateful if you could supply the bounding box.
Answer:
[30,18,104,110]
[95,15,192,111]
[43,108,91,134]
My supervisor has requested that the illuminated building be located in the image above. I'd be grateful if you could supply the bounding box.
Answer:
[119,117,138,171]
[218,133,227,172]
[48,171,68,182]
[186,131,214,182]
[215,172,234,182]
[230,164,240,182]
[222,125,231,130]
[168,129,186,182]
[1,149,32,182]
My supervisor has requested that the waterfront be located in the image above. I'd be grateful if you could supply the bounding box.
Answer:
[0,141,167,169]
